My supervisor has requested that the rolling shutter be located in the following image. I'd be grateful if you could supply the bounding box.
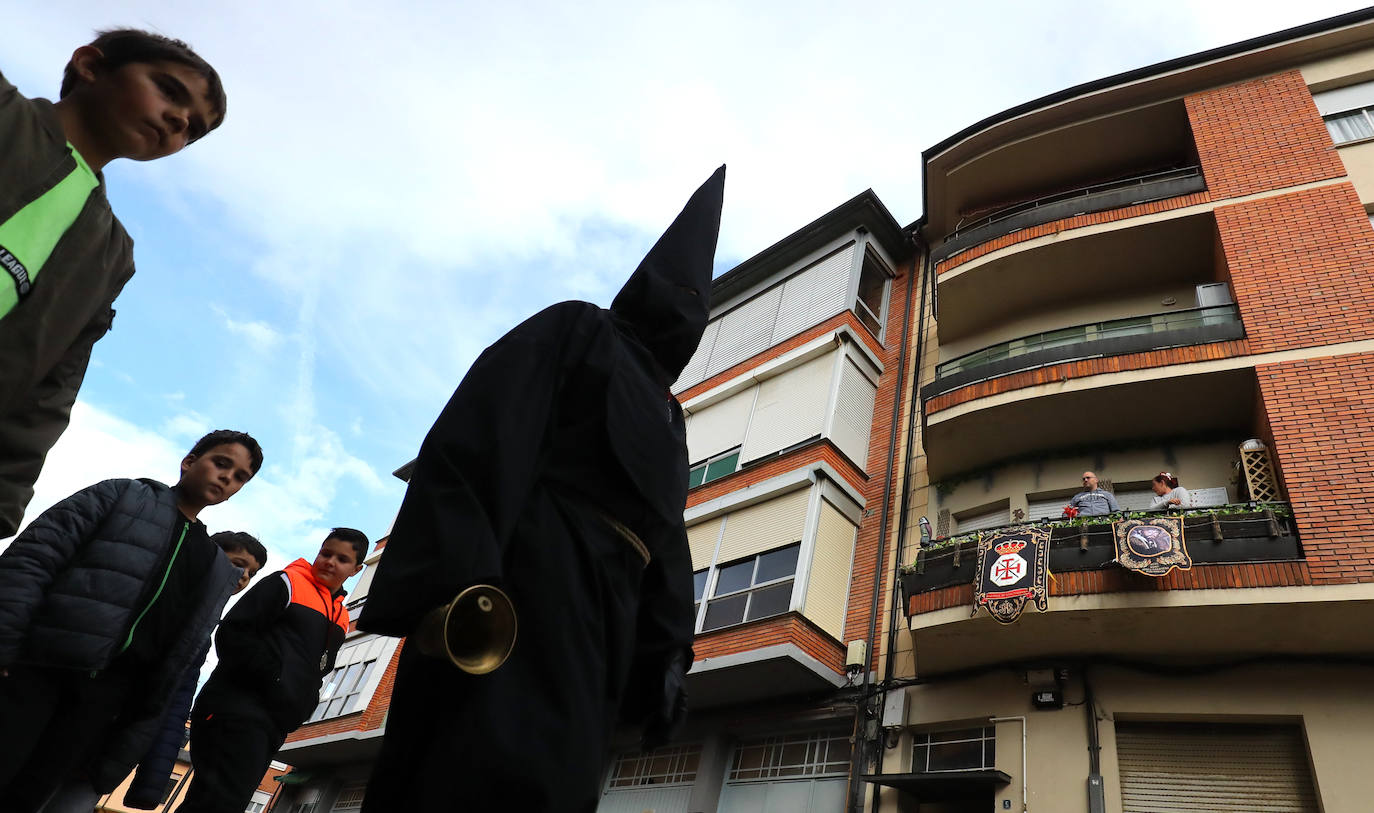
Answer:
[716,488,810,564]
[707,286,784,378]
[830,358,876,470]
[685,388,754,464]
[739,354,833,463]
[675,319,720,391]
[1116,722,1318,813]
[771,243,855,344]
[802,501,856,640]
[687,519,723,571]
[954,505,1008,533]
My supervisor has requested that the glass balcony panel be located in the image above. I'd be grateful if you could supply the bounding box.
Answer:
[934,304,1241,383]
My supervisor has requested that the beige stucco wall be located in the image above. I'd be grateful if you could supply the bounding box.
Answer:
[802,499,858,640]
[1334,139,1374,205]
[1302,44,1374,91]
[930,440,1240,528]
[877,663,1374,813]
[937,285,1199,362]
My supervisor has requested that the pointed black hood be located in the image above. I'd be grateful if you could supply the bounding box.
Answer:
[611,165,725,383]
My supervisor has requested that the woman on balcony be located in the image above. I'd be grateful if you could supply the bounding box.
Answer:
[1149,472,1190,510]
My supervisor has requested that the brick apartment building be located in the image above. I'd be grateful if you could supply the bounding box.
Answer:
[879,8,1374,813]
[267,9,1374,813]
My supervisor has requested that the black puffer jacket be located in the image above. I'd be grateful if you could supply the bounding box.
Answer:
[0,477,239,791]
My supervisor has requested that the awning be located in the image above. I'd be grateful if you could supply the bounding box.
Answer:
[863,770,1011,801]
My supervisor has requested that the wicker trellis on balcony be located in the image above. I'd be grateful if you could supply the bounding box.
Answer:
[1240,439,1279,502]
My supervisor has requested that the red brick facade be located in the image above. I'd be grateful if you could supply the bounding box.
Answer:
[693,611,846,674]
[1216,183,1374,352]
[1258,352,1374,585]
[1186,69,1345,200]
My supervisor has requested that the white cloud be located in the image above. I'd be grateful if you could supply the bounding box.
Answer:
[214,305,283,352]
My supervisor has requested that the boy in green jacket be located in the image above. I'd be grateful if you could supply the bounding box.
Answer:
[0,28,227,538]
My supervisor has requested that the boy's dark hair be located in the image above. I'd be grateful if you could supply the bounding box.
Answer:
[187,430,264,474]
[326,527,370,564]
[60,28,227,136]
[210,531,268,570]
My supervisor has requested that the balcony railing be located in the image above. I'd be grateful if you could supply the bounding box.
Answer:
[933,165,1206,264]
[924,305,1244,399]
[899,503,1299,613]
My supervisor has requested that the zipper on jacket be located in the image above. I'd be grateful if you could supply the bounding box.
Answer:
[118,521,190,655]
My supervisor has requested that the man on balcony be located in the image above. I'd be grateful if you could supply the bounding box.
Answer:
[1067,471,1120,517]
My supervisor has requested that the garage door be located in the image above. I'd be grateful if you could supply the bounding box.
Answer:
[1115,722,1318,812]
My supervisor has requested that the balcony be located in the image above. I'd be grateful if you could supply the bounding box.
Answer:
[925,98,1196,246]
[900,504,1301,604]
[924,304,1244,398]
[933,165,1205,264]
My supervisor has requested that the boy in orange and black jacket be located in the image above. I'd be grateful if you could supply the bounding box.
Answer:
[175,529,368,813]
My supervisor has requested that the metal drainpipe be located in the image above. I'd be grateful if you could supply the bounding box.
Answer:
[847,234,920,813]
[989,715,1028,813]
[883,237,930,687]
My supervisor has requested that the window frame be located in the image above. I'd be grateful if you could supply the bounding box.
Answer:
[727,731,852,782]
[1324,107,1374,145]
[853,250,892,341]
[911,725,997,773]
[604,743,703,790]
[688,447,742,489]
[700,542,801,632]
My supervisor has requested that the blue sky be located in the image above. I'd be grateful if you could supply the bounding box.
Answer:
[3,0,1368,586]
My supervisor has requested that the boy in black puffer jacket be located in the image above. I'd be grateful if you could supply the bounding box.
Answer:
[0,430,263,813]
[40,532,268,813]
[174,528,368,813]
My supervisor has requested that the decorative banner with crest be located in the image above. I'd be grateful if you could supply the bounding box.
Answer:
[1112,515,1191,577]
[973,527,1050,624]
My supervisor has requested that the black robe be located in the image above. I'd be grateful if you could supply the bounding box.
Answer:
[357,301,697,812]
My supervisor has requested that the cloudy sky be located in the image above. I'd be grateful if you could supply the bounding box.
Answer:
[3,0,1368,587]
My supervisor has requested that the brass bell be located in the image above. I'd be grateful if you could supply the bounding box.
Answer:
[414,584,517,675]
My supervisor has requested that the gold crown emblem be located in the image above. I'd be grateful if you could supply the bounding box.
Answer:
[994,539,1027,556]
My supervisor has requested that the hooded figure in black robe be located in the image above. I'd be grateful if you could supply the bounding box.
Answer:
[357,167,725,812]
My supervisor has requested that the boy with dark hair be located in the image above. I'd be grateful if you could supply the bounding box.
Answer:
[0,430,262,812]
[0,28,227,538]
[175,528,369,813]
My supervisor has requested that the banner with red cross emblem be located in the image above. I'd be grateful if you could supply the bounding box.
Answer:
[973,527,1050,624]
[1112,515,1191,577]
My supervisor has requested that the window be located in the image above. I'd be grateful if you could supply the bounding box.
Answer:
[701,543,799,631]
[245,804,265,813]
[1325,108,1374,144]
[309,638,393,723]
[854,253,890,337]
[693,569,708,618]
[606,744,703,788]
[729,731,851,781]
[912,726,996,772]
[689,448,740,488]
[953,503,1009,534]
[331,785,366,811]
